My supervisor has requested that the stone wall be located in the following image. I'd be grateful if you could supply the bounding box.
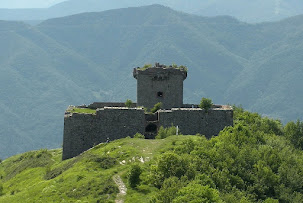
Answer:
[158,108,233,138]
[62,107,145,160]
[134,67,187,109]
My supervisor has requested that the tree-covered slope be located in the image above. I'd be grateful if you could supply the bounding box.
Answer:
[0,20,110,158]
[1,0,303,23]
[1,107,303,202]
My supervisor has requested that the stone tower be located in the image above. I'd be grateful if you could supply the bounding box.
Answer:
[133,63,187,109]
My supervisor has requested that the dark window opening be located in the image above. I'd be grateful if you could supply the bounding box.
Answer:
[157,91,163,97]
[145,123,157,132]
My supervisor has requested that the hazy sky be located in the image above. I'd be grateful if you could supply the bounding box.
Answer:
[0,0,66,8]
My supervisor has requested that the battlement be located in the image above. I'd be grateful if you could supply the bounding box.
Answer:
[133,63,187,80]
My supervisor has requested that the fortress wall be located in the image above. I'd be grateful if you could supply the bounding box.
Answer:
[158,108,233,138]
[182,104,224,108]
[62,108,145,160]
[97,108,145,141]
[87,102,137,109]
[63,113,99,160]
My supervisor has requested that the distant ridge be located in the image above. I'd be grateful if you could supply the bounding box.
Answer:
[1,0,303,23]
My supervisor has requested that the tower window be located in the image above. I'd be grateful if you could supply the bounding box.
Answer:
[157,91,163,97]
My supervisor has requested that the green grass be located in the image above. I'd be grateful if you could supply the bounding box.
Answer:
[136,64,152,70]
[0,136,190,202]
[67,107,96,114]
[137,63,188,72]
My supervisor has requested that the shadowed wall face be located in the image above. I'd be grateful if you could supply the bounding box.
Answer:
[62,108,145,160]
[134,66,187,109]
[158,108,233,138]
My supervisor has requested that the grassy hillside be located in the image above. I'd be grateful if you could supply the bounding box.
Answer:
[1,107,303,202]
[1,5,303,159]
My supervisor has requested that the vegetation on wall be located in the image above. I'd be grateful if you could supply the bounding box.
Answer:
[172,63,188,72]
[199,97,213,112]
[150,102,162,113]
[67,107,96,114]
[137,64,152,70]
[125,99,133,108]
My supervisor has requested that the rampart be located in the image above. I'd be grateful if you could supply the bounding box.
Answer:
[158,106,233,138]
[63,107,145,160]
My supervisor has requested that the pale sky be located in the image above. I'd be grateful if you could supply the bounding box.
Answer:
[0,0,66,8]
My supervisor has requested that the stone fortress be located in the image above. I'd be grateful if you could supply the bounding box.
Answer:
[62,63,233,160]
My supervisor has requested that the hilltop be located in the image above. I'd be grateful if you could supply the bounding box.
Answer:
[1,107,303,202]
[1,5,303,159]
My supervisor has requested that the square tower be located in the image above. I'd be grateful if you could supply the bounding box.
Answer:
[133,63,187,109]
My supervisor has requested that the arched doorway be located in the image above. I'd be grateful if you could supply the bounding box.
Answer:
[145,123,158,139]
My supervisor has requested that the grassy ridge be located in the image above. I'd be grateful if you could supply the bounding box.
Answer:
[1,107,303,202]
[0,136,191,202]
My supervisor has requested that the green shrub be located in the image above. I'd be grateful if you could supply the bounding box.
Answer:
[173,183,222,203]
[133,133,145,139]
[125,99,133,108]
[172,63,178,68]
[0,183,3,196]
[199,97,213,112]
[128,164,142,188]
[178,65,188,72]
[138,64,152,70]
[91,155,117,169]
[152,176,183,203]
[156,126,179,139]
[151,102,162,113]
[150,152,190,188]
[284,120,303,149]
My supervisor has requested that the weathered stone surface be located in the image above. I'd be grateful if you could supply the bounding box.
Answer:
[133,65,187,109]
[62,107,145,160]
[158,108,233,138]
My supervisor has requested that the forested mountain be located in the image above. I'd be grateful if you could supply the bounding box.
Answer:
[1,0,303,23]
[1,5,303,158]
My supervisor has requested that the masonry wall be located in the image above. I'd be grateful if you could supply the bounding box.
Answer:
[62,108,145,160]
[158,108,233,138]
[135,68,187,109]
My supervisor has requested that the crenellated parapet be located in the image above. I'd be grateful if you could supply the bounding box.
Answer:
[133,63,187,80]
